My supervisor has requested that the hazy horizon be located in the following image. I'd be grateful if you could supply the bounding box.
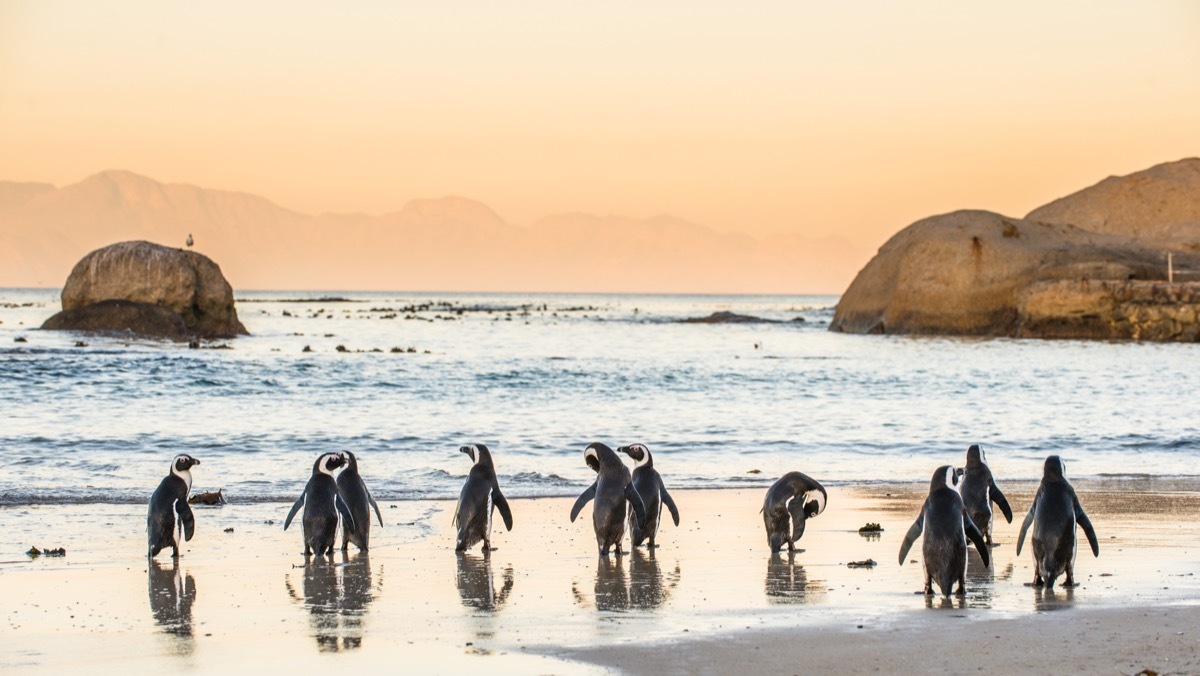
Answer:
[3,1,1200,292]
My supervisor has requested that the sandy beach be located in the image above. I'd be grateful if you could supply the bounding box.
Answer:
[3,482,1199,674]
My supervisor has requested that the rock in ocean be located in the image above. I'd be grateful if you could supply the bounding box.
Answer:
[41,240,248,340]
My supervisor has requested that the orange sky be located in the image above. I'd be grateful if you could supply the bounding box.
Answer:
[2,1,1200,249]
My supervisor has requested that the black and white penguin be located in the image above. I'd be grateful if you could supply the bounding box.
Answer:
[959,444,1013,546]
[617,444,680,548]
[336,450,384,552]
[899,465,991,596]
[453,443,514,552]
[761,471,827,553]
[1016,455,1099,588]
[284,452,354,557]
[147,454,201,559]
[570,442,648,556]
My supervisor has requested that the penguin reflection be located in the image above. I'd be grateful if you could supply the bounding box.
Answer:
[285,552,377,652]
[455,551,514,612]
[592,555,632,611]
[628,548,679,609]
[147,559,196,655]
[765,552,812,604]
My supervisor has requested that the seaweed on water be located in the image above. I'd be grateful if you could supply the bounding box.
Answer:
[27,546,66,558]
[188,489,225,504]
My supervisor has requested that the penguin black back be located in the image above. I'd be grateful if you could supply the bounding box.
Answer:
[619,444,680,548]
[336,451,383,552]
[147,454,200,559]
[285,452,353,557]
[1016,455,1099,587]
[761,471,827,553]
[570,442,647,556]
[899,465,990,597]
[453,443,513,552]
[959,444,1013,546]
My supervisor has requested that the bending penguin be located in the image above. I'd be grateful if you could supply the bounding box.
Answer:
[453,443,514,552]
[337,450,384,551]
[147,454,201,559]
[570,442,648,555]
[618,444,680,548]
[959,444,1013,546]
[899,465,991,596]
[1016,455,1099,588]
[761,471,827,553]
[284,452,354,557]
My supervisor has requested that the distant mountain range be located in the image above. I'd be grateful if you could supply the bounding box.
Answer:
[0,170,868,293]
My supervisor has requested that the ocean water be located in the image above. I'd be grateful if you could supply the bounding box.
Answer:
[1,288,1197,505]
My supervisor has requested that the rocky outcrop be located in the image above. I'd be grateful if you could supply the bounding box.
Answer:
[831,159,1200,341]
[41,299,190,339]
[42,241,247,339]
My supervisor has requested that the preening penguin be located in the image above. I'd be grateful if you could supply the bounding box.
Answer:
[453,443,513,552]
[618,444,680,548]
[959,444,1013,546]
[761,471,827,553]
[1016,455,1099,588]
[336,451,384,551]
[147,454,201,559]
[284,452,354,557]
[570,442,648,555]
[899,465,991,596]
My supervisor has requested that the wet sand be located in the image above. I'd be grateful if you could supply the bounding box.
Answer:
[2,482,1199,674]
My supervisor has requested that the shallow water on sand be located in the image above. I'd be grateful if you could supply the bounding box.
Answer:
[2,288,1198,505]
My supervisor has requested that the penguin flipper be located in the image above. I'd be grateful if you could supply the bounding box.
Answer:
[177,499,196,542]
[367,488,384,528]
[660,487,680,527]
[963,513,990,567]
[990,480,1014,523]
[493,486,514,531]
[898,511,924,565]
[335,494,356,534]
[626,482,648,528]
[283,494,305,531]
[569,482,597,522]
[787,496,809,543]
[1075,499,1100,557]
[1015,506,1035,556]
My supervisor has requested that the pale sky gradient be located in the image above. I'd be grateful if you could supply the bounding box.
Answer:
[2,1,1200,247]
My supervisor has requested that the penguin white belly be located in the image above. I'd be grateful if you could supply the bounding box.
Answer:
[172,499,182,551]
[485,493,494,538]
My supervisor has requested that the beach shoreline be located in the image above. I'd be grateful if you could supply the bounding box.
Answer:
[3,484,1199,674]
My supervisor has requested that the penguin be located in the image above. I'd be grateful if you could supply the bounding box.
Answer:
[959,444,1013,546]
[570,442,648,555]
[617,443,680,548]
[1016,455,1099,588]
[453,443,514,552]
[336,450,384,552]
[899,465,991,596]
[284,452,354,557]
[147,454,201,559]
[761,471,827,553]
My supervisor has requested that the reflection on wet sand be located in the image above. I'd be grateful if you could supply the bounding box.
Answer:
[963,550,1015,608]
[925,594,967,610]
[628,549,680,609]
[573,551,682,612]
[455,551,514,612]
[765,552,826,604]
[1033,584,1075,612]
[285,552,378,652]
[147,560,196,655]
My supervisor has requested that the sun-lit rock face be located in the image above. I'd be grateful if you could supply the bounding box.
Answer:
[44,240,247,340]
[831,159,1200,341]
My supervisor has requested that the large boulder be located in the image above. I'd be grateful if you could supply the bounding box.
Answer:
[43,241,247,339]
[830,159,1200,340]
